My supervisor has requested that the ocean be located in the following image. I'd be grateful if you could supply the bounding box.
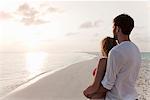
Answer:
[0,52,149,99]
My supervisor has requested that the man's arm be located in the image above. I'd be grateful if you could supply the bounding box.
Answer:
[98,83,109,93]
[101,50,122,90]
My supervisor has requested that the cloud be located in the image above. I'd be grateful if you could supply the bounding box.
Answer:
[47,6,63,13]
[0,2,63,25]
[16,3,64,25]
[80,21,93,28]
[0,11,13,20]
[17,3,38,17]
[80,20,103,29]
[40,1,63,14]
[65,32,79,36]
[94,20,103,27]
[21,17,50,25]
[15,3,50,25]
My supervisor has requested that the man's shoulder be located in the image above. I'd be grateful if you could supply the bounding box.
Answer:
[109,46,120,54]
[111,43,124,51]
[109,45,123,59]
[112,41,140,54]
[110,41,130,54]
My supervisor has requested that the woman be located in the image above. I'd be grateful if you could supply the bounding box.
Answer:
[83,37,117,99]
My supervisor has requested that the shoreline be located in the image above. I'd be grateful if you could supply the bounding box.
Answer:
[1,57,99,100]
[0,52,97,98]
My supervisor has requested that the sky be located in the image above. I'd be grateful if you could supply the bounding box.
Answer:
[0,0,150,52]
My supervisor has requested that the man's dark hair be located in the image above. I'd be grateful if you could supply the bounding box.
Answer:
[113,14,134,35]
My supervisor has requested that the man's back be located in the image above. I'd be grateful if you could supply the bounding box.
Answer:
[101,41,141,100]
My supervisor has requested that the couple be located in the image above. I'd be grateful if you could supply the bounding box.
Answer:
[83,14,141,100]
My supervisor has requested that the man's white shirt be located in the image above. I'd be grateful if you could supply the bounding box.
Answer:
[101,41,141,100]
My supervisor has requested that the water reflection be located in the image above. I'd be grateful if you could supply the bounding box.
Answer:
[25,52,48,77]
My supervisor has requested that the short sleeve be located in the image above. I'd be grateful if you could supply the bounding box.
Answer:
[101,50,122,90]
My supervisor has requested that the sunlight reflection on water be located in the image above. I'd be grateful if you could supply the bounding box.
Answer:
[25,52,48,77]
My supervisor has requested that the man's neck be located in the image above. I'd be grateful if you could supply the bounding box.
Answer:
[118,33,130,43]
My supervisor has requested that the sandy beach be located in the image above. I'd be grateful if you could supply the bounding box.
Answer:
[1,57,150,100]
[1,57,99,100]
[136,59,150,100]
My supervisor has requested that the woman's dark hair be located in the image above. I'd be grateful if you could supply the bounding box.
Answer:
[113,14,134,35]
[101,37,117,57]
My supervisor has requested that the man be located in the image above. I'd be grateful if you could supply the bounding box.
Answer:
[84,14,141,100]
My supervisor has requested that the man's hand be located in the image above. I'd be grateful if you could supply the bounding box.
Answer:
[83,85,97,98]
[83,84,108,99]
